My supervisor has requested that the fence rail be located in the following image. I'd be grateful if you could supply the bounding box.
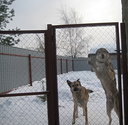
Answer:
[0,50,94,94]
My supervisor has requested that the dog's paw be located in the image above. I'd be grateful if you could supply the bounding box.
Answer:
[72,121,75,124]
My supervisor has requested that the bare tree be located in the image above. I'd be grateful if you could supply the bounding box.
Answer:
[36,34,45,53]
[57,8,90,58]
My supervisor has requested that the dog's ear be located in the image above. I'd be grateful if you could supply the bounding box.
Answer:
[77,79,82,86]
[67,80,72,87]
[87,89,93,93]
[77,79,80,82]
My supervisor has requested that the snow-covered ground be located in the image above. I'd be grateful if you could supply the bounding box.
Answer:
[0,71,119,125]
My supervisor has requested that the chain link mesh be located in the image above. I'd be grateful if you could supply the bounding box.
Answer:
[0,24,121,125]
[0,32,48,125]
[56,25,119,125]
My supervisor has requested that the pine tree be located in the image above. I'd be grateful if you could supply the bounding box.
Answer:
[0,0,19,46]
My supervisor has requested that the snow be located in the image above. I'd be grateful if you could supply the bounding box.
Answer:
[0,71,119,125]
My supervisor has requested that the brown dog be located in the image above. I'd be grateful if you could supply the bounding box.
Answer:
[67,79,92,125]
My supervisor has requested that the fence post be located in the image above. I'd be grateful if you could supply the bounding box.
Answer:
[115,23,123,125]
[121,23,128,125]
[28,54,32,86]
[66,59,68,73]
[72,59,74,71]
[45,24,59,125]
[60,59,63,74]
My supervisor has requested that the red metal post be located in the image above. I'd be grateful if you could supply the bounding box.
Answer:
[45,24,59,125]
[66,59,68,73]
[121,23,128,125]
[28,54,32,86]
[60,59,63,74]
[72,59,74,71]
[115,23,123,125]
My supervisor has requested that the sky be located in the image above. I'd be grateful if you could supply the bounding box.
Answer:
[7,0,122,30]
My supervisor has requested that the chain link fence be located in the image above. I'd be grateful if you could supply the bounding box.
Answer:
[55,24,120,125]
[0,23,122,125]
[0,31,48,125]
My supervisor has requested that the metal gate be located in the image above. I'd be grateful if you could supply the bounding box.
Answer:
[0,22,127,125]
[51,22,123,125]
[0,30,50,125]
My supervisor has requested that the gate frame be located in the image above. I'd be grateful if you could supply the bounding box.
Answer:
[120,23,128,125]
[45,24,60,125]
[0,30,48,98]
[52,22,123,125]
[0,30,50,124]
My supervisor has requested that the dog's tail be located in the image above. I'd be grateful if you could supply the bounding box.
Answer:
[87,89,93,93]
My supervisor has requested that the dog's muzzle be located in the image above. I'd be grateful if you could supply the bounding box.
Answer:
[73,88,79,91]
[101,54,104,59]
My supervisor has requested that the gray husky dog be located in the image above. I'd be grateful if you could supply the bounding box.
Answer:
[88,48,119,125]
